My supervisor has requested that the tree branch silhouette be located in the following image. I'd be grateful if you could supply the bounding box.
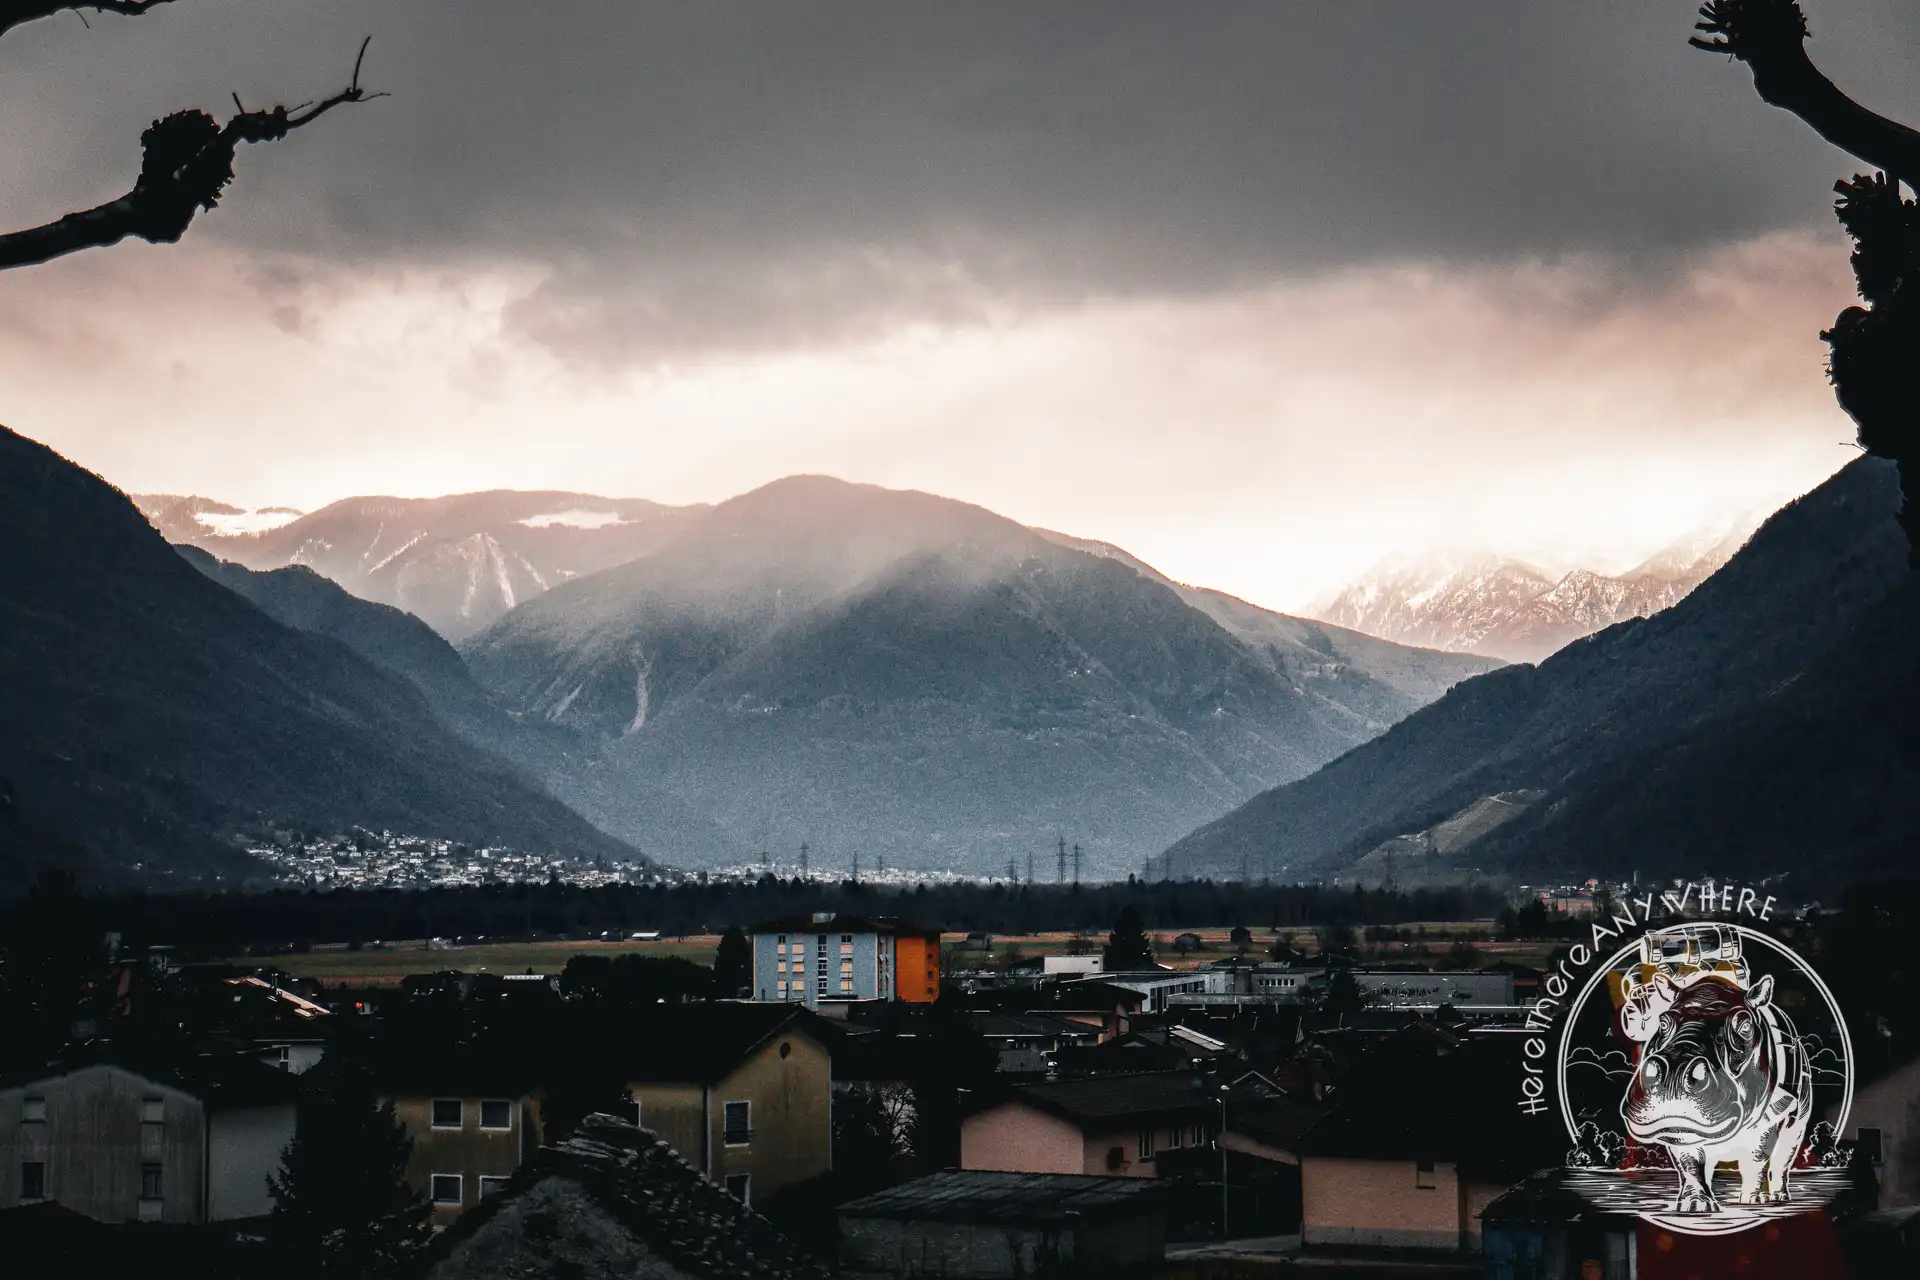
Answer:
[0,1,179,40]
[1694,1,1920,563]
[0,36,384,270]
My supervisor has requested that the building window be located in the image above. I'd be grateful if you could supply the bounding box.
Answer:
[480,1100,513,1130]
[1168,1125,1183,1150]
[777,934,786,944]
[1138,1129,1155,1160]
[141,1097,164,1124]
[431,1099,463,1129]
[725,1174,751,1205]
[841,934,853,944]
[430,1174,463,1205]
[723,1101,752,1146]
[1416,1158,1436,1190]
[840,979,854,993]
[1858,1128,1885,1166]
[21,1098,45,1124]
[140,1163,163,1200]
[479,1176,509,1199]
[20,1162,45,1201]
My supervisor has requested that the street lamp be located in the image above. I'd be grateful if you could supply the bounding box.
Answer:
[1217,1086,1230,1240]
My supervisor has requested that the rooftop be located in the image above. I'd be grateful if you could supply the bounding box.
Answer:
[839,1170,1164,1223]
[1000,1070,1223,1124]
[419,1115,829,1280]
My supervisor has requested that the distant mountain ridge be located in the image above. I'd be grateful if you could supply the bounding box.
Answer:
[1160,459,1915,887]
[459,475,1500,877]
[0,427,640,889]
[138,490,702,642]
[1316,528,1751,663]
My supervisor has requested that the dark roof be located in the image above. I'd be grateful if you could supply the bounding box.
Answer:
[1001,1071,1221,1125]
[416,1115,828,1280]
[1299,1037,1560,1179]
[609,1003,822,1084]
[1224,1092,1324,1150]
[968,1012,1098,1041]
[839,1170,1163,1223]
[2,1045,300,1110]
[749,914,939,939]
[994,1048,1050,1077]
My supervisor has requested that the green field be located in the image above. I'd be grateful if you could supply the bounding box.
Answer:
[253,937,723,985]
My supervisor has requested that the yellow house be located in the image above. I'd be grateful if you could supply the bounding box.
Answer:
[603,1004,834,1210]
[380,1062,539,1228]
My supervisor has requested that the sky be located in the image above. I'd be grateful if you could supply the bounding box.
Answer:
[1,1,1914,610]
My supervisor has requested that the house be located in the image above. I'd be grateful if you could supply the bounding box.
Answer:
[839,1170,1166,1280]
[418,1114,829,1280]
[1842,1048,1920,1208]
[377,1060,540,1227]
[605,1003,834,1208]
[218,975,333,1073]
[967,1012,1101,1057]
[1211,1088,1323,1237]
[973,980,1149,1043]
[0,1050,297,1224]
[1294,1037,1557,1255]
[961,1072,1223,1178]
[751,913,941,1008]
[1071,971,1209,1015]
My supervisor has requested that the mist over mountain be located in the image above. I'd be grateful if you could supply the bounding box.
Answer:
[1315,526,1751,663]
[1160,459,1913,886]
[461,476,1498,877]
[178,547,733,864]
[140,490,702,642]
[0,427,639,889]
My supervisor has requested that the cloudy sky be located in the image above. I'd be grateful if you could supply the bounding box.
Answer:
[2,1,1913,609]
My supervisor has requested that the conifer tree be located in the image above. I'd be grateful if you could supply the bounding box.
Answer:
[713,925,753,997]
[1102,904,1155,971]
[267,1059,429,1280]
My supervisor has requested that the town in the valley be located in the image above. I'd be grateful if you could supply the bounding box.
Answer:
[2,870,1914,1278]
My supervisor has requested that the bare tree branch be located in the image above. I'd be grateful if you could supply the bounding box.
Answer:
[0,37,384,271]
[0,0,178,40]
[1694,3,1920,564]
[1691,0,1920,187]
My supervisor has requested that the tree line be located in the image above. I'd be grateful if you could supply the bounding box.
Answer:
[76,876,1510,958]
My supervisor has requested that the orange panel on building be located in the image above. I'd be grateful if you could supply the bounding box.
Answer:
[892,934,940,1003]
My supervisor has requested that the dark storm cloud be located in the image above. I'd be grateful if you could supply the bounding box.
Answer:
[2,1,1917,360]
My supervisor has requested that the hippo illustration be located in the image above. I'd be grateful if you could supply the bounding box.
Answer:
[1621,973,1812,1213]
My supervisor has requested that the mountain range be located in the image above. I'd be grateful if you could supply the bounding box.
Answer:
[139,491,701,642]
[11,446,1499,884]
[1161,458,1918,887]
[459,477,1500,876]
[1315,528,1750,663]
[0,426,640,890]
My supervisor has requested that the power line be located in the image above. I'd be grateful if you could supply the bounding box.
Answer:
[1071,843,1082,887]
[1057,835,1068,884]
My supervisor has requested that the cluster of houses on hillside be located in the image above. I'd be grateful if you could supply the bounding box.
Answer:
[2,909,1916,1279]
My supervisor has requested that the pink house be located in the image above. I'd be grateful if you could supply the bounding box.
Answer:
[960,1074,1220,1178]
